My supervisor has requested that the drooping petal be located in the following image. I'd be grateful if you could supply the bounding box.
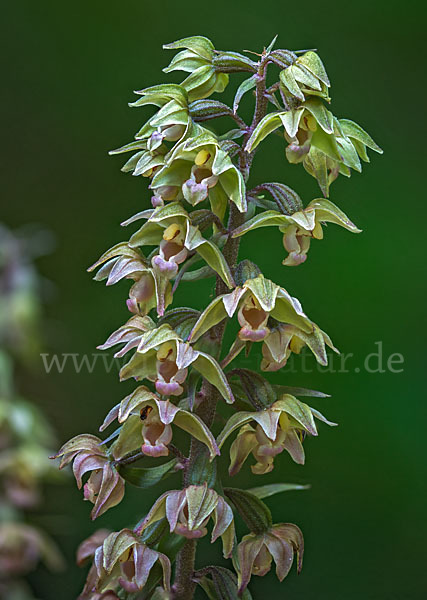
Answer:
[130,544,161,590]
[91,465,125,520]
[229,425,258,476]
[264,533,294,581]
[237,535,265,594]
[282,429,305,465]
[211,497,235,558]
[271,523,304,573]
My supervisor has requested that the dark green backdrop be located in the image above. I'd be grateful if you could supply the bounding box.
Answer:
[2,1,426,598]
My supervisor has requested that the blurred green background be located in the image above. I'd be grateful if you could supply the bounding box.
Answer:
[2,0,426,598]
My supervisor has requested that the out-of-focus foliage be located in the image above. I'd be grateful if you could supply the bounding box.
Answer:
[0,225,64,599]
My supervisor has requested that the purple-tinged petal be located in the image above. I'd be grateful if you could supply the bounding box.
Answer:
[264,533,294,581]
[283,429,305,465]
[222,287,246,317]
[99,404,120,432]
[165,490,187,532]
[155,399,180,425]
[271,523,304,573]
[131,544,159,590]
[237,535,265,594]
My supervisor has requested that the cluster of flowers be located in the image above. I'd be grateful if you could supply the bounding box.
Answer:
[0,225,63,599]
[53,36,381,599]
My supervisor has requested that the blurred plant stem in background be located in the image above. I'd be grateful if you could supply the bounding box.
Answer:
[0,225,64,599]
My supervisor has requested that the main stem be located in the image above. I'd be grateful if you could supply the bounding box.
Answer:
[172,53,270,600]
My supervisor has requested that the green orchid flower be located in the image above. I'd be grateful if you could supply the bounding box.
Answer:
[52,435,125,520]
[217,394,337,474]
[124,201,234,288]
[117,324,234,404]
[232,198,361,265]
[150,133,246,215]
[137,483,235,558]
[246,101,382,197]
[188,275,337,372]
[236,523,303,594]
[100,385,219,461]
[163,36,229,102]
[88,242,173,317]
[279,50,331,102]
[95,529,171,594]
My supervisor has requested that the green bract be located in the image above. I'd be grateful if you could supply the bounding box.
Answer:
[59,36,382,599]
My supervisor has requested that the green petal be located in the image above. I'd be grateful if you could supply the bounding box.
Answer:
[174,410,220,460]
[193,351,234,403]
[88,243,142,272]
[232,211,291,238]
[129,222,163,247]
[119,351,157,382]
[279,107,304,138]
[163,36,215,61]
[337,136,362,172]
[133,152,166,176]
[149,100,189,127]
[308,199,361,232]
[217,412,253,448]
[208,184,228,224]
[137,325,180,354]
[186,485,218,530]
[270,290,313,332]
[280,67,305,101]
[293,64,321,90]
[118,386,158,422]
[181,66,218,101]
[274,395,318,435]
[218,168,247,212]
[310,128,341,161]
[188,296,228,343]
[339,119,383,153]
[303,98,333,133]
[185,225,234,288]
[245,112,285,153]
[303,147,329,197]
[109,140,148,155]
[243,275,279,312]
[132,84,189,107]
[297,51,330,86]
[163,50,207,74]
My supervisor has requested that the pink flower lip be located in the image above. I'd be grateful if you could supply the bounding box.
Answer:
[152,255,178,276]
[239,327,269,342]
[155,380,183,396]
[141,443,169,458]
[174,524,207,539]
